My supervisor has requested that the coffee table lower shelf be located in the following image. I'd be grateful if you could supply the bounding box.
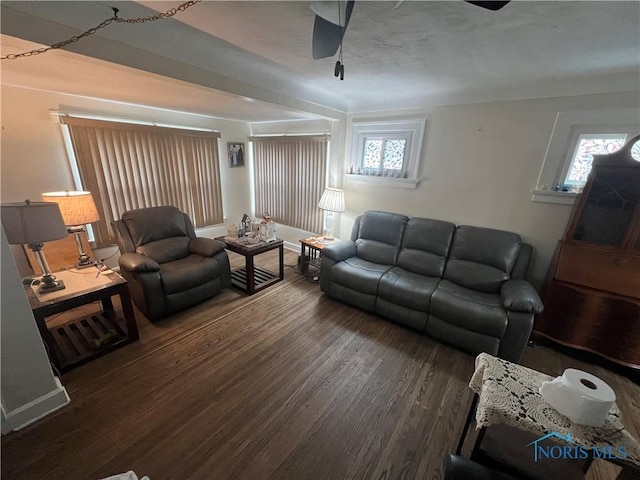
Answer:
[48,310,134,372]
[230,266,281,295]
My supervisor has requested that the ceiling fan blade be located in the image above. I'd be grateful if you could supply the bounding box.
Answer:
[464,1,510,11]
[311,0,355,60]
[312,16,344,59]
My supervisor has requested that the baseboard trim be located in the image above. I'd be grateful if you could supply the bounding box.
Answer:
[283,240,299,252]
[1,377,70,434]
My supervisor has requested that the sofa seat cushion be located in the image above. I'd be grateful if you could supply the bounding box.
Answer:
[330,257,393,295]
[160,254,224,294]
[378,266,440,312]
[430,280,507,338]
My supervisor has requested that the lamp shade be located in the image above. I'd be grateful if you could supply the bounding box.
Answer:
[1,200,68,244]
[41,191,100,226]
[318,188,345,213]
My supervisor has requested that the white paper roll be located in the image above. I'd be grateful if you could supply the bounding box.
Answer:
[539,369,616,427]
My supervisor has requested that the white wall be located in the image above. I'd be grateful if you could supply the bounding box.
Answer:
[1,228,69,433]
[341,91,639,287]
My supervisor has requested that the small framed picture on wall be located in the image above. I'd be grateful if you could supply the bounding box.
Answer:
[228,142,245,168]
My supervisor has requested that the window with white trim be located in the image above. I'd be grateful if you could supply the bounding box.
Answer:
[532,109,638,205]
[561,133,627,187]
[347,119,425,188]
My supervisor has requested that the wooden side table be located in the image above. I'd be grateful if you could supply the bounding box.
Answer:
[25,269,138,373]
[456,353,640,478]
[215,236,284,295]
[299,236,340,274]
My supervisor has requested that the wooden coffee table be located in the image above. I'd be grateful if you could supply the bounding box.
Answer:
[25,269,138,373]
[215,236,284,295]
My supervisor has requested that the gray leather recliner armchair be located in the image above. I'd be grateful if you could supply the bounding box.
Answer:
[112,206,231,320]
[320,210,543,363]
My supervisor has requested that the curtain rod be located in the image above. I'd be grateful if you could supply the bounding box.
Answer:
[248,133,330,141]
[50,111,219,133]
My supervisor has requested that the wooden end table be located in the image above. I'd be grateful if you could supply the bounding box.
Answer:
[299,235,340,274]
[456,353,640,478]
[215,236,284,295]
[25,269,138,373]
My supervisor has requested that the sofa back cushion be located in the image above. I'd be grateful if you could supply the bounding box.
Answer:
[443,226,521,293]
[121,206,195,262]
[354,211,409,265]
[137,237,192,264]
[396,218,456,277]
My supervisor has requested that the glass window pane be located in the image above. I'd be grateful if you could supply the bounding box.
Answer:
[382,139,406,170]
[363,139,382,169]
[564,135,626,186]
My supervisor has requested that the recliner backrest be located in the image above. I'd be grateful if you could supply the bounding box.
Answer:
[118,206,196,263]
[443,225,521,293]
[397,218,456,277]
[354,211,409,265]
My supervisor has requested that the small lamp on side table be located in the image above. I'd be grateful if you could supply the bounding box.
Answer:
[42,191,100,269]
[1,200,69,292]
[318,187,345,240]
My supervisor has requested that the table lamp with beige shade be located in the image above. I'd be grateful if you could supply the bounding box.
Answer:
[317,187,345,240]
[42,191,100,269]
[1,200,69,292]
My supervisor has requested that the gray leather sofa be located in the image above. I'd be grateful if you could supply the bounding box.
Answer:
[113,206,231,320]
[320,211,543,362]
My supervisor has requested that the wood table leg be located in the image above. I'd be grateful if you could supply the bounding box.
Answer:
[118,285,138,341]
[279,244,284,281]
[300,244,308,274]
[246,255,255,295]
[456,394,479,455]
[101,295,114,312]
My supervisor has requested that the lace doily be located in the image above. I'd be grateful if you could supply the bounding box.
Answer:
[469,353,640,467]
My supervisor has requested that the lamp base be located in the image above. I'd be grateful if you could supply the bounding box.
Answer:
[75,256,96,269]
[38,276,65,293]
[70,228,96,269]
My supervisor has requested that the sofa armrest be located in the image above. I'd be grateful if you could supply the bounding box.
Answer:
[118,252,161,273]
[189,237,226,257]
[501,279,543,314]
[322,240,357,262]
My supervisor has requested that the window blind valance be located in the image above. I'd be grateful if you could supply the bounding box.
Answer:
[60,116,221,139]
[249,134,329,143]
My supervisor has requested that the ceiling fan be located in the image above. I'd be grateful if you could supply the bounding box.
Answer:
[310,0,510,61]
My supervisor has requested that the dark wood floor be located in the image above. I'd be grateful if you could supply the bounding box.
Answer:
[2,250,639,480]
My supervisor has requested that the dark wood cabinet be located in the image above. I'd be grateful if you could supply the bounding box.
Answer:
[535,134,640,369]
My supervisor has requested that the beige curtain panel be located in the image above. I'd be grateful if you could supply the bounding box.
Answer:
[252,136,328,233]
[62,116,223,247]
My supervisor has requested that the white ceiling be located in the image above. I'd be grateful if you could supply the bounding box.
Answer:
[1,1,639,121]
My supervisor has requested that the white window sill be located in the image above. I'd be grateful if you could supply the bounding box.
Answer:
[345,174,420,189]
[531,189,578,205]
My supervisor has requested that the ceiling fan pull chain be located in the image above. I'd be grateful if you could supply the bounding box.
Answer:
[336,0,345,80]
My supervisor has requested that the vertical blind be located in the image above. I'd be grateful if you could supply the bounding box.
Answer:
[61,116,223,247]
[252,136,328,233]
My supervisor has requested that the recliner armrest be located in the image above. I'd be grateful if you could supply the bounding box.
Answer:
[323,241,357,262]
[189,237,226,257]
[118,252,161,273]
[501,279,543,314]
